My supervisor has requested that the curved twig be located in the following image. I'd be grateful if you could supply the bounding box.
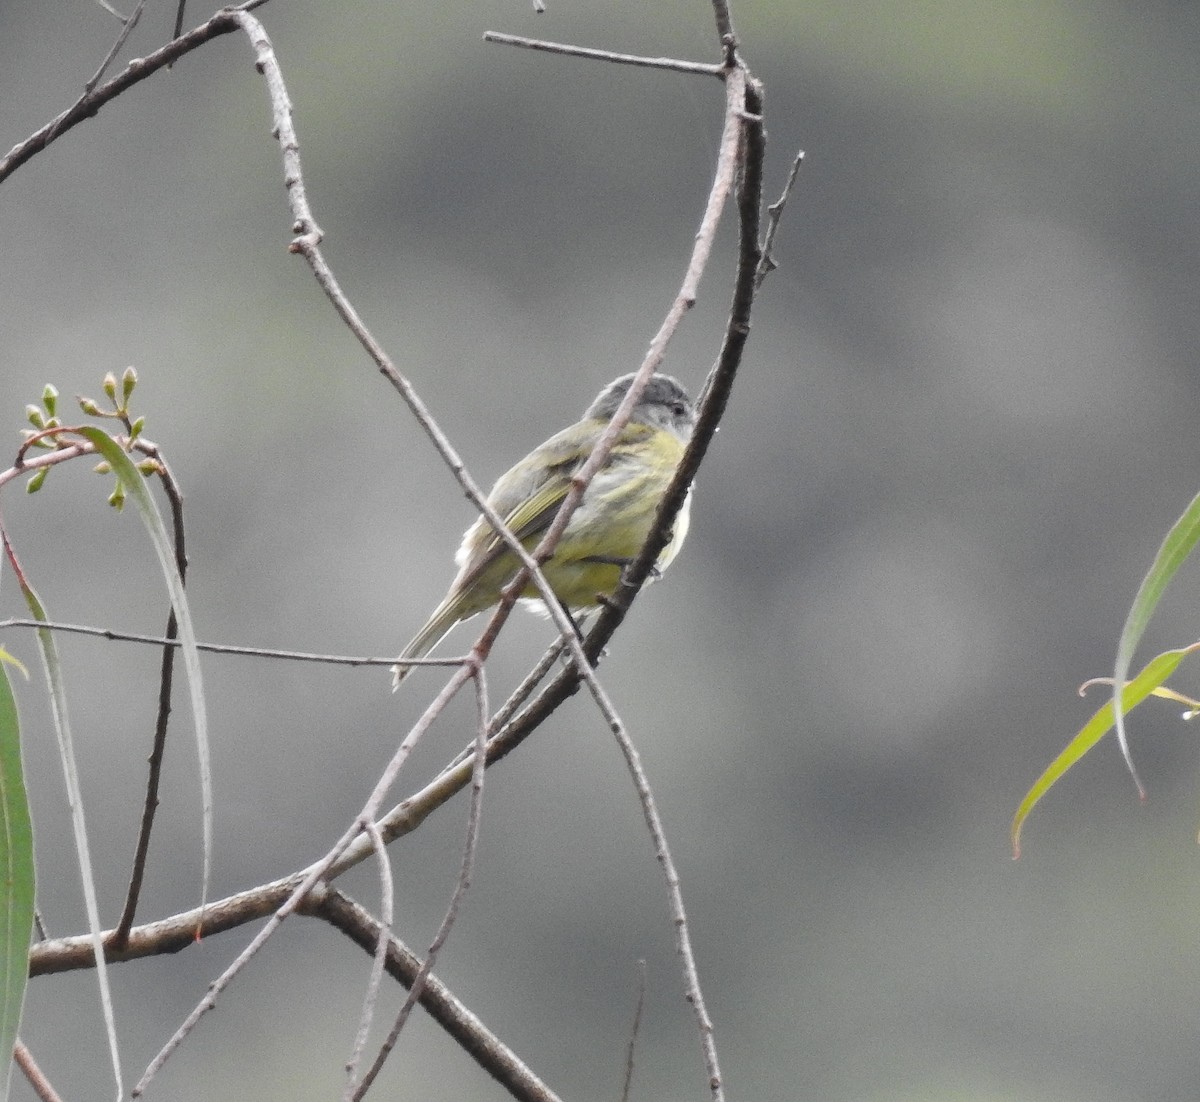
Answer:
[0,1,272,187]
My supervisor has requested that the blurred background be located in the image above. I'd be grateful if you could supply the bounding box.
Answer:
[4,1,1200,1099]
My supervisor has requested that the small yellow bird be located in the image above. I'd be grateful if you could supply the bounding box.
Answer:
[392,373,696,686]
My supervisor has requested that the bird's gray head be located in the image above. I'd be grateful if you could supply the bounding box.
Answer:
[584,373,696,442]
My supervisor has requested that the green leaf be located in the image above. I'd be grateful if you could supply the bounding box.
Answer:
[75,427,211,912]
[0,661,34,1102]
[8,558,123,1097]
[1012,645,1199,858]
[1112,489,1200,795]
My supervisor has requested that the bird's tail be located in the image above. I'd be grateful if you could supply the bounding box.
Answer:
[391,596,463,690]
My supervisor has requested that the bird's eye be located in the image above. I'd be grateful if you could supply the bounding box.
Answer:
[672,402,688,417]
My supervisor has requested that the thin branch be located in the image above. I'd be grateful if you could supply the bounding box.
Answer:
[343,819,394,1096]
[584,667,724,1099]
[321,62,767,909]
[755,148,804,288]
[483,32,724,77]
[488,638,567,731]
[437,637,569,778]
[351,667,492,1099]
[618,961,648,1102]
[315,889,565,1102]
[111,452,188,948]
[0,618,435,668]
[0,442,94,491]
[0,0,272,186]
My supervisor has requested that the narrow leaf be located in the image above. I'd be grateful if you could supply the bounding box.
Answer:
[1112,489,1200,794]
[1013,645,1198,857]
[75,428,211,914]
[0,662,34,1102]
[8,560,124,1098]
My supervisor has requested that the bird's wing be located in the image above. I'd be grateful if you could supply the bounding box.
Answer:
[451,436,589,593]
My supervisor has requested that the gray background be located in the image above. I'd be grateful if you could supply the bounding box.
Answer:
[4,1,1200,1099]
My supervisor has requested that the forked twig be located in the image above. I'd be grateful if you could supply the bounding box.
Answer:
[133,652,478,1095]
[0,0,272,186]
[82,0,145,95]
[315,889,565,1102]
[349,667,492,1098]
[756,149,804,288]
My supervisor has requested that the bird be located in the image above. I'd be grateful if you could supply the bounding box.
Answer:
[392,372,696,687]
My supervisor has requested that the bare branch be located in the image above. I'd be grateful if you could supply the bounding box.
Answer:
[619,961,648,1102]
[585,670,725,1098]
[755,148,805,288]
[351,669,492,1098]
[0,0,272,186]
[483,32,724,76]
[315,889,565,1102]
[0,617,424,669]
[111,451,188,949]
[342,820,394,1096]
[13,1040,66,1102]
